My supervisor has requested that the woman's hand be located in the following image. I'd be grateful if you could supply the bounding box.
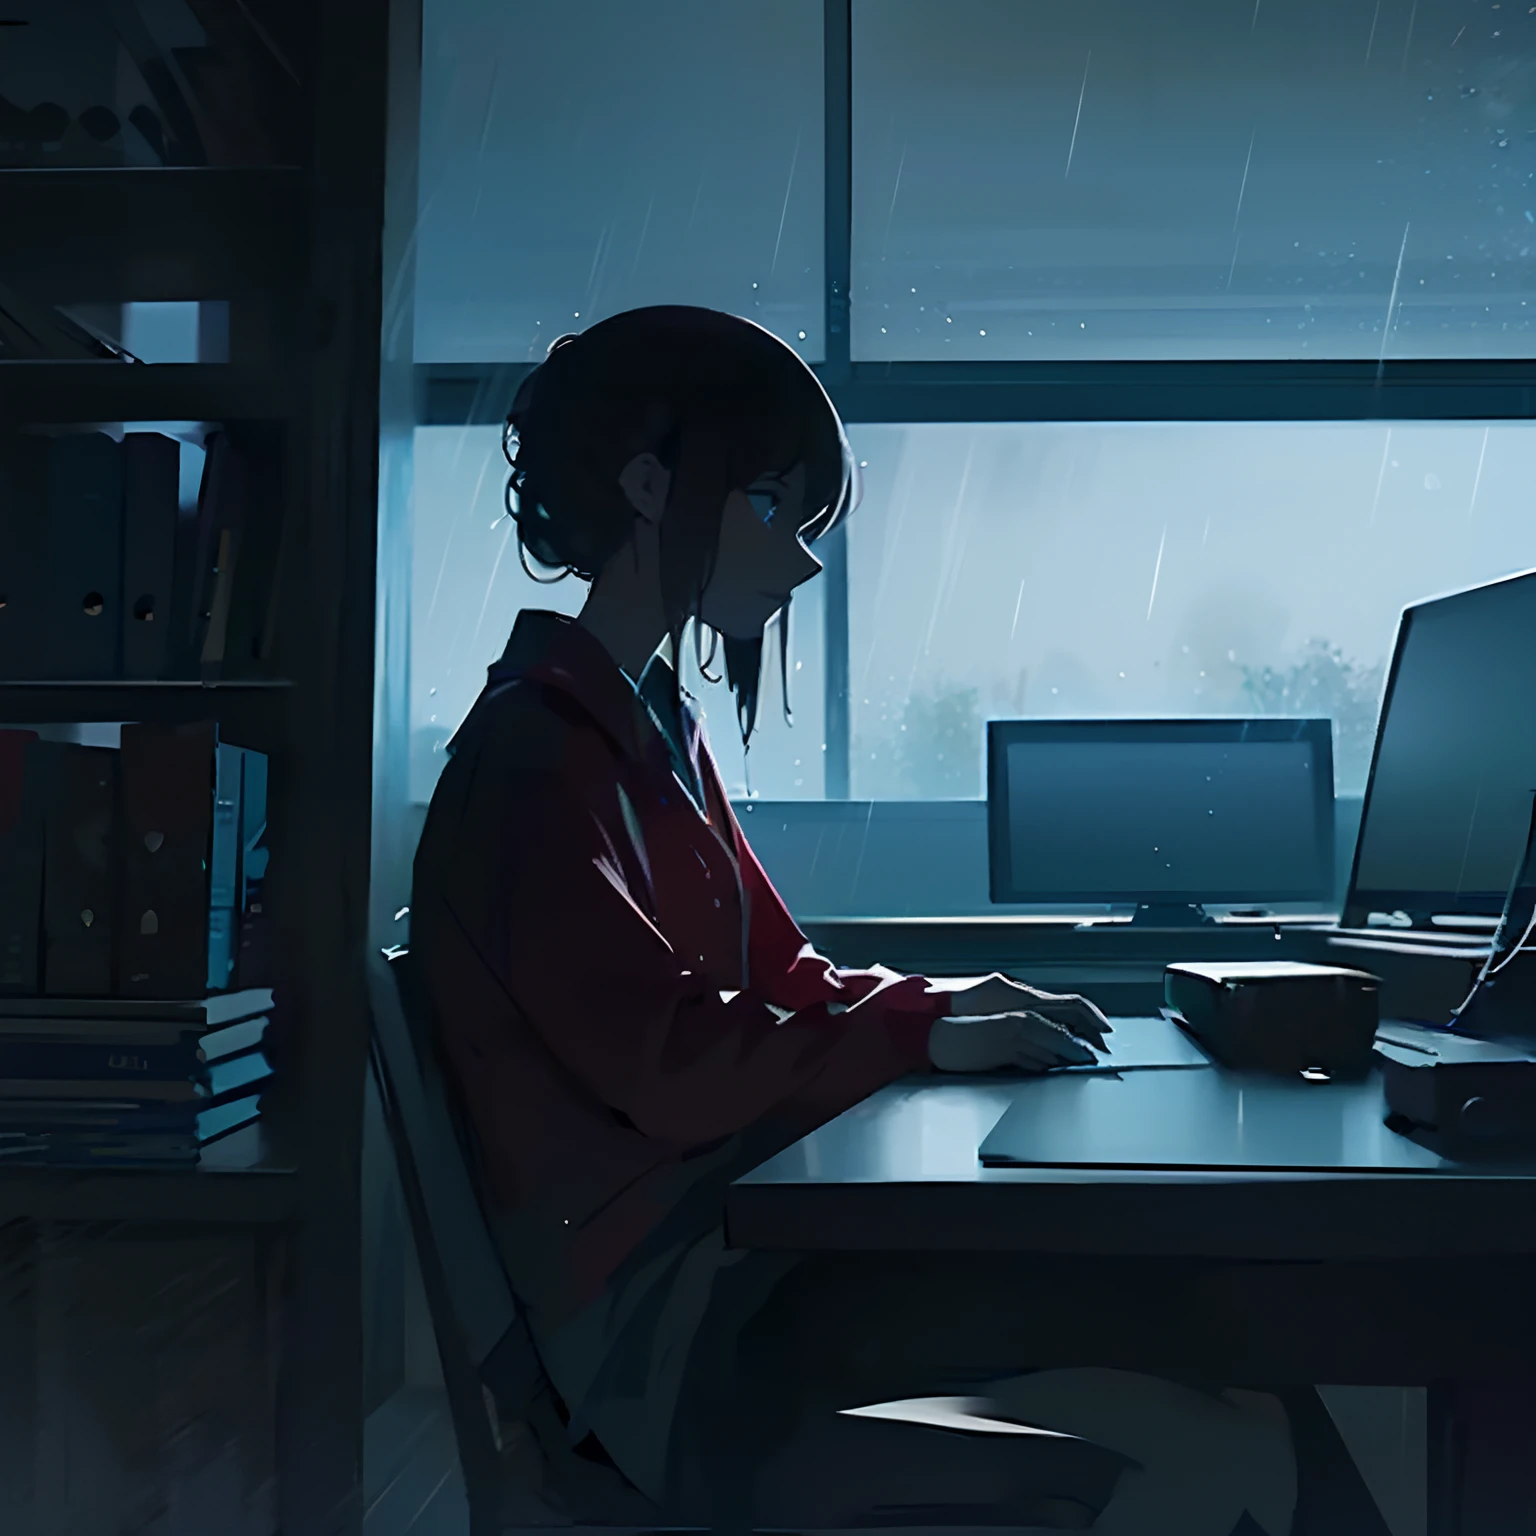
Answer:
[927,1012,1100,1074]
[927,973,1112,1052]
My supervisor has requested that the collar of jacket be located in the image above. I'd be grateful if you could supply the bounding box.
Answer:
[472,608,686,772]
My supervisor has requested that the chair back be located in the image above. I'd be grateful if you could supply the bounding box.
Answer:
[367,945,531,1534]
[368,945,698,1531]
[368,945,522,1375]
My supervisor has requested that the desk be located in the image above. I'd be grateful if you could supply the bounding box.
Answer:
[726,1020,1536,1386]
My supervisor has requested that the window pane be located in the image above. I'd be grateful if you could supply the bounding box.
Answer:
[853,0,1536,361]
[846,421,1536,800]
[411,426,824,803]
[410,427,581,801]
[417,0,825,364]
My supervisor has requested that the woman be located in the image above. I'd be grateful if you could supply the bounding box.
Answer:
[410,307,1380,1534]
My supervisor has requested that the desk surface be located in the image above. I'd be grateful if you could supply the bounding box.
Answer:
[978,1066,1481,1173]
[727,1017,1536,1262]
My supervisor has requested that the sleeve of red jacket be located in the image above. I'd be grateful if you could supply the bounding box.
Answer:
[727,799,928,1015]
[476,754,948,1151]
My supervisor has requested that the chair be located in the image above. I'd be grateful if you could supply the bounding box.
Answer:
[365,945,691,1535]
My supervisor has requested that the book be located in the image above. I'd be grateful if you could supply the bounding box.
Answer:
[206,740,242,989]
[0,1016,268,1062]
[0,1037,201,1080]
[3,1093,264,1165]
[41,742,118,996]
[168,491,204,679]
[234,746,272,988]
[118,720,217,997]
[121,432,181,680]
[0,1100,216,1132]
[0,728,42,993]
[0,985,272,1025]
[0,1046,271,1103]
[0,433,49,679]
[45,432,124,679]
[186,432,238,676]
[0,1017,267,1079]
[217,424,286,679]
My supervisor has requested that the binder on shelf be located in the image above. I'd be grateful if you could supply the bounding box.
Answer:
[179,437,225,676]
[0,729,43,994]
[121,432,182,680]
[118,720,218,998]
[175,428,287,681]
[186,431,248,676]
[0,433,49,681]
[168,488,205,680]
[41,742,118,997]
[219,426,286,679]
[45,431,125,680]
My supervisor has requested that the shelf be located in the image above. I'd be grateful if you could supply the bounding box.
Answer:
[0,167,309,303]
[0,362,301,423]
[0,1123,298,1225]
[0,680,293,740]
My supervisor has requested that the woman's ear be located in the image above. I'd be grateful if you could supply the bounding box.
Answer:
[618,452,671,527]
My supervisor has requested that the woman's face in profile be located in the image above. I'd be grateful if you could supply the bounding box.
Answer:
[699,460,825,641]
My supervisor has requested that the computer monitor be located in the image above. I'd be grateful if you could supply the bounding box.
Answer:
[1343,568,1536,927]
[987,718,1335,921]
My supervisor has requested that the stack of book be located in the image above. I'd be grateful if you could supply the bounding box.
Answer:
[0,986,272,1166]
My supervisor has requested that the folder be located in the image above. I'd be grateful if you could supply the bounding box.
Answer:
[121,432,181,680]
[45,432,124,680]
[219,425,286,678]
[42,743,118,996]
[0,729,43,993]
[0,433,48,680]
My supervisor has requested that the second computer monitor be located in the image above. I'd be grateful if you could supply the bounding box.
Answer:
[987,718,1335,912]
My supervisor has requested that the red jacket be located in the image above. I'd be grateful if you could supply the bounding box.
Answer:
[411,611,950,1319]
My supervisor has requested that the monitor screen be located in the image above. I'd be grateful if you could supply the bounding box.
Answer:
[1346,569,1536,922]
[988,719,1335,905]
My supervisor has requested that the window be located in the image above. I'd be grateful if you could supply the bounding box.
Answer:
[847,421,1536,800]
[853,0,1536,361]
[415,0,825,364]
[407,0,1536,917]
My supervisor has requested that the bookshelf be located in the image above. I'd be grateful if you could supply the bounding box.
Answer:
[0,4,388,1533]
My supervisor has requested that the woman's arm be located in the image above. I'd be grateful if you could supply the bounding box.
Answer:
[726,801,1108,1047]
[461,743,949,1149]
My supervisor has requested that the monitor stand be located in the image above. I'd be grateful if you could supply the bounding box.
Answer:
[1131,902,1216,927]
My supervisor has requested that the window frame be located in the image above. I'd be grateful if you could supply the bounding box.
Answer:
[412,0,1536,803]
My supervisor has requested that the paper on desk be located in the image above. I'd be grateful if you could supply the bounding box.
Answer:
[1060,1015,1212,1073]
